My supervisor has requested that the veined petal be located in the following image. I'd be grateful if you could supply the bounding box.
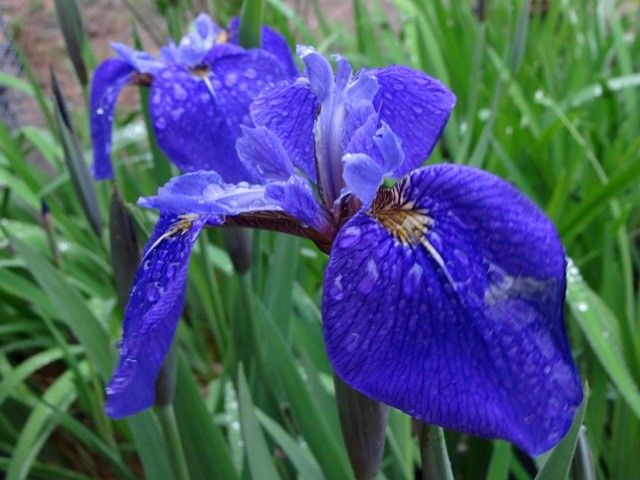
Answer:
[260,25,298,78]
[372,66,456,176]
[139,171,280,217]
[90,58,135,180]
[250,79,318,181]
[298,45,334,101]
[323,165,582,455]
[149,66,251,182]
[342,153,384,206]
[106,213,207,418]
[209,48,288,139]
[265,176,331,234]
[111,42,163,74]
[237,126,295,182]
[177,13,221,66]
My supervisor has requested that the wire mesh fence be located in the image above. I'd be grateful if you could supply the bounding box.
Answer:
[0,5,24,129]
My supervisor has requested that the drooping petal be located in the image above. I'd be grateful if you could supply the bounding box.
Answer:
[111,42,163,74]
[149,65,251,182]
[139,171,332,249]
[106,212,208,418]
[323,164,582,455]
[250,78,318,180]
[90,58,135,180]
[237,126,295,182]
[371,66,456,176]
[139,171,280,216]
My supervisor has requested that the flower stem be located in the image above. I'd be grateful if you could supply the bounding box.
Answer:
[417,423,454,480]
[238,0,264,49]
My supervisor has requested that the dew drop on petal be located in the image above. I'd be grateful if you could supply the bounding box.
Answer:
[339,226,361,248]
[357,259,379,295]
[146,282,160,302]
[224,72,238,87]
[155,116,167,130]
[173,83,187,100]
[453,248,469,267]
[402,263,423,295]
[329,274,344,301]
[244,68,257,79]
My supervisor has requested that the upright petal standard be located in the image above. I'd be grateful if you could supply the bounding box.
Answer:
[106,47,582,456]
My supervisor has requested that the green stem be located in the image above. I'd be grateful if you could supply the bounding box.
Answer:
[238,0,264,48]
[418,423,454,480]
[156,404,191,480]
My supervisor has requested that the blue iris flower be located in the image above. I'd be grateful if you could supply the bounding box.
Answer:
[106,46,582,456]
[90,13,297,181]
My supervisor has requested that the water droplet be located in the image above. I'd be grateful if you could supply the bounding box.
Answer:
[166,262,179,279]
[412,104,423,114]
[403,263,423,295]
[357,259,379,295]
[339,226,361,248]
[329,274,344,301]
[244,68,257,79]
[173,83,187,100]
[96,107,104,115]
[534,89,545,103]
[146,282,161,301]
[575,301,588,312]
[453,248,469,267]
[155,116,167,130]
[224,72,238,87]
[171,107,185,120]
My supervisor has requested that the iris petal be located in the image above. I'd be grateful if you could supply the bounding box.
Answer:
[372,66,456,176]
[106,213,208,418]
[89,58,135,180]
[150,65,246,181]
[237,126,295,182]
[139,171,280,217]
[250,79,318,181]
[323,164,582,455]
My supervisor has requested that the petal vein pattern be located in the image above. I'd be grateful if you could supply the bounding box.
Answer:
[323,164,582,455]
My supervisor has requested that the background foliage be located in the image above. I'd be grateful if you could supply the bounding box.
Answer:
[1,0,639,478]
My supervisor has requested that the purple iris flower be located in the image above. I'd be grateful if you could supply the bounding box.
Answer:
[106,46,582,456]
[89,13,297,181]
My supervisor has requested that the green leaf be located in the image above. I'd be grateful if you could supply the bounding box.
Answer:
[256,410,324,480]
[255,302,353,479]
[534,393,588,480]
[53,0,89,87]
[5,365,86,480]
[4,231,113,379]
[109,186,140,308]
[238,366,280,480]
[51,71,103,237]
[238,0,265,49]
[174,355,240,480]
[566,260,640,419]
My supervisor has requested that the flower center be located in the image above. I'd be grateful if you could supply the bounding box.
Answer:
[370,188,433,245]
